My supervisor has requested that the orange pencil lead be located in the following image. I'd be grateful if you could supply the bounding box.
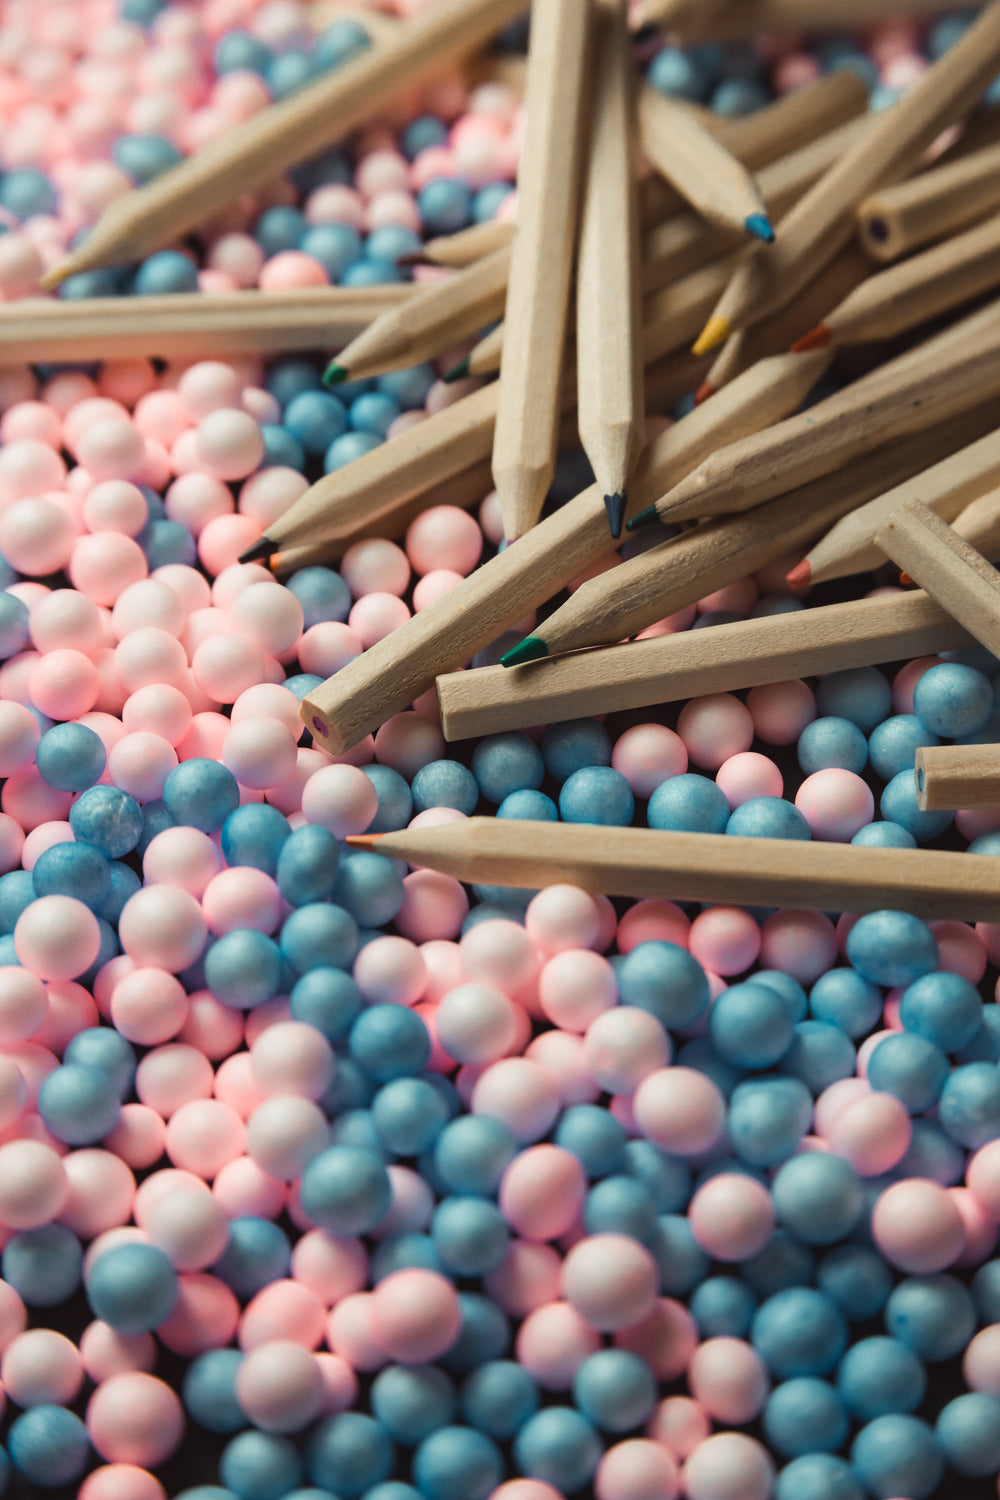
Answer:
[694,380,715,407]
[785,558,812,588]
[791,323,832,353]
[344,834,384,850]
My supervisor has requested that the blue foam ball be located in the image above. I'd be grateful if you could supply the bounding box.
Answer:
[648,772,729,833]
[1,1224,82,1308]
[370,1364,456,1446]
[460,1361,538,1441]
[7,1405,90,1487]
[306,1412,395,1494]
[85,1242,178,1332]
[752,1288,847,1377]
[300,1146,392,1235]
[771,1151,864,1244]
[885,1274,976,1362]
[763,1377,849,1457]
[181,1349,246,1433]
[68,785,142,858]
[850,1414,943,1500]
[559,766,634,826]
[163,757,240,833]
[846,909,938,986]
[513,1407,602,1493]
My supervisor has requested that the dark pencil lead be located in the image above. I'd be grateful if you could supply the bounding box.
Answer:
[322,361,348,388]
[238,536,276,565]
[745,212,775,244]
[442,356,471,384]
[605,492,625,539]
[625,504,658,533]
[500,636,550,668]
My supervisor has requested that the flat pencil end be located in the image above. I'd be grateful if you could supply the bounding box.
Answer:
[501,635,550,668]
[605,493,625,540]
[692,315,731,357]
[745,213,775,244]
[238,536,277,565]
[443,356,471,384]
[786,558,811,589]
[694,380,715,407]
[791,324,832,354]
[322,362,348,388]
[625,504,659,534]
[344,834,383,850]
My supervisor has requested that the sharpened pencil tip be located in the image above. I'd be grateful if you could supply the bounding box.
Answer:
[322,362,348,388]
[745,213,775,244]
[344,834,382,850]
[39,263,69,291]
[238,536,277,565]
[694,380,715,407]
[396,250,430,266]
[501,636,549,668]
[899,570,914,587]
[605,493,625,539]
[442,356,471,384]
[625,504,658,534]
[786,559,811,588]
[791,324,832,353]
[692,315,731,357]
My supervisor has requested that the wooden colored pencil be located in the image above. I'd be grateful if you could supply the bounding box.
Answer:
[641,114,870,295]
[300,340,830,751]
[915,744,1000,812]
[691,0,1000,356]
[437,590,972,740]
[405,220,514,270]
[41,0,528,288]
[641,0,990,43]
[0,286,412,365]
[345,817,1000,921]
[463,321,506,381]
[952,487,1000,552]
[651,299,1000,526]
[794,212,1000,353]
[308,4,401,42]
[858,139,1000,262]
[875,500,1000,661]
[322,243,510,384]
[494,403,996,666]
[790,428,1000,589]
[697,240,872,401]
[637,85,774,241]
[576,0,645,539]
[491,0,591,541]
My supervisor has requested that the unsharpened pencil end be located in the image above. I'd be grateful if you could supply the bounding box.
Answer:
[443,356,471,384]
[745,213,775,244]
[694,380,715,407]
[692,316,731,357]
[605,493,625,540]
[625,504,658,534]
[791,324,832,354]
[238,536,277,565]
[322,362,348,388]
[501,636,549,668]
[786,559,811,588]
[344,834,382,850]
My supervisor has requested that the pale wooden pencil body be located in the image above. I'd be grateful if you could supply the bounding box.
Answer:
[576,0,644,513]
[637,86,770,235]
[492,0,591,539]
[467,405,998,662]
[875,501,1000,660]
[697,1,1000,347]
[798,428,1000,587]
[417,220,515,269]
[0,287,411,364]
[353,818,1000,922]
[645,0,989,43]
[916,744,1000,811]
[953,488,1000,553]
[334,244,511,379]
[437,591,971,739]
[467,321,506,378]
[663,301,1000,522]
[301,345,832,750]
[44,0,528,285]
[819,211,1000,348]
[859,139,1000,261]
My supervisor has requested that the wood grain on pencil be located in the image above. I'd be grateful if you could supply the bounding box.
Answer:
[875,501,1000,660]
[858,138,1000,261]
[642,0,991,44]
[637,86,772,239]
[916,744,1000,812]
[347,819,1000,922]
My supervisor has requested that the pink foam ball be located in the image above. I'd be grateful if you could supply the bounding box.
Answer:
[0,967,47,1043]
[240,1278,325,1352]
[0,439,65,500]
[872,1178,965,1273]
[245,1095,330,1182]
[79,1323,155,1384]
[14,895,100,981]
[647,1396,711,1459]
[107,731,177,803]
[202,867,282,936]
[526,885,601,954]
[0,702,41,776]
[459,918,537,996]
[0,1139,68,1228]
[290,1228,367,1307]
[81,479,148,538]
[298,763,376,838]
[795,768,875,842]
[215,1052,266,1118]
[435,982,520,1066]
[258,250,329,290]
[142,826,222,898]
[164,1098,245,1180]
[177,361,243,421]
[156,1271,240,1357]
[213,1156,286,1221]
[121,685,192,748]
[230,582,303,658]
[967,1140,1000,1220]
[193,408,264,482]
[412,569,464,611]
[192,632,266,703]
[78,1465,166,1500]
[99,359,157,408]
[236,467,307,530]
[249,1022,335,1102]
[69,533,148,606]
[325,1292,386,1372]
[111,580,186,641]
[688,908,761,978]
[135,1046,213,1119]
[537,949,616,1032]
[102,1104,166,1172]
[929,920,987,983]
[515,1301,601,1388]
[562,1233,659,1332]
[716,751,784,810]
[297,620,364,677]
[220,715,297,792]
[29,590,103,656]
[373,713,445,780]
[498,1144,586,1240]
[352,935,426,1007]
[594,1439,680,1500]
[951,1185,997,1267]
[677,694,754,770]
[825,1092,911,1176]
[118,886,207,972]
[0,814,25,877]
[164,471,233,537]
[233,1339,324,1433]
[1,766,71,834]
[471,1057,561,1143]
[612,1298,697,1381]
[525,1030,600,1107]
[964,1324,1000,1396]
[611,723,688,799]
[29,646,102,720]
[73,419,146,484]
[132,390,189,448]
[684,1433,775,1500]
[57,1148,135,1239]
[86,1372,184,1467]
[176,710,232,761]
[0,401,62,448]
[745,679,816,744]
[759,908,838,983]
[484,1240,562,1319]
[688,1174,775,1261]
[348,591,411,647]
[633,1067,725,1156]
[2,1327,83,1407]
[686,1337,770,1426]
[404,505,483,577]
[584,1008,670,1095]
[367,1267,461,1364]
[395,870,469,942]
